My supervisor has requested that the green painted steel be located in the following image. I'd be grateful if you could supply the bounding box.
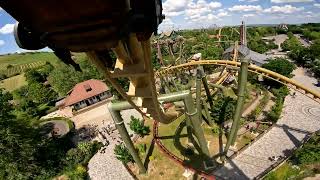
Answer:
[199,67,214,110]
[108,107,147,173]
[196,78,202,123]
[222,58,249,161]
[202,99,213,126]
[184,93,210,157]
[108,90,210,170]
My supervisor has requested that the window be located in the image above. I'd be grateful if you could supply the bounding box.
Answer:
[84,84,92,92]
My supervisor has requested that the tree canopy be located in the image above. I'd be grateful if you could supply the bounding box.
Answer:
[262,58,296,77]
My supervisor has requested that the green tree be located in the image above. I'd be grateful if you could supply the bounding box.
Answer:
[248,39,269,54]
[292,133,320,165]
[48,63,86,96]
[262,58,295,77]
[25,68,47,83]
[27,83,58,104]
[211,94,236,124]
[128,116,150,137]
[281,35,302,52]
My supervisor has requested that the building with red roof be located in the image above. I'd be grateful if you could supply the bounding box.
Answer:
[58,79,112,111]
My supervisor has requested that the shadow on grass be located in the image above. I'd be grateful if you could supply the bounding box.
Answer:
[144,138,155,169]
[172,119,218,174]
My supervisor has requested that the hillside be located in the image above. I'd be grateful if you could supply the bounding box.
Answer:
[0,52,59,69]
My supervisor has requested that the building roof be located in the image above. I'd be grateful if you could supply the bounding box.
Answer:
[64,79,109,106]
[223,45,270,65]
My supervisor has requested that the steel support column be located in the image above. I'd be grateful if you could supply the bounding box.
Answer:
[109,90,210,171]
[222,58,248,161]
[109,108,147,173]
[184,93,210,157]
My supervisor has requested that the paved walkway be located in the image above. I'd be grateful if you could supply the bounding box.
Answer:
[214,68,320,179]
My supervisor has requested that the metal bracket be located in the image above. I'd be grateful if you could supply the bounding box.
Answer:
[115,121,124,125]
[185,109,197,116]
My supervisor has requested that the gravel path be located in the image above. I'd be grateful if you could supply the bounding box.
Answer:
[294,34,311,47]
[88,127,134,180]
[263,34,288,51]
[86,108,143,180]
[213,68,320,179]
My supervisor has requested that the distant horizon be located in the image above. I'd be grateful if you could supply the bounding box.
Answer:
[0,21,318,56]
[1,0,320,54]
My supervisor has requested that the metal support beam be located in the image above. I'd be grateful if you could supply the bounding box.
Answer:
[202,99,213,126]
[196,78,202,124]
[160,76,171,93]
[184,93,210,157]
[198,66,214,110]
[109,90,210,171]
[108,108,147,173]
[221,58,248,162]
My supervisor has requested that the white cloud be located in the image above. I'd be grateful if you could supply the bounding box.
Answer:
[207,14,219,20]
[163,0,222,18]
[159,18,175,32]
[271,0,313,3]
[314,3,320,8]
[0,40,4,46]
[264,5,304,13]
[209,2,222,9]
[0,24,15,34]
[186,1,221,16]
[228,5,262,12]
[165,11,185,17]
[239,0,259,2]
[243,14,256,17]
[163,0,191,17]
[217,11,230,17]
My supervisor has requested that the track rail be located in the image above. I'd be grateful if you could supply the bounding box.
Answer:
[153,120,215,180]
[156,60,320,103]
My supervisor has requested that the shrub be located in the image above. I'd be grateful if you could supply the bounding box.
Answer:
[292,134,320,165]
[114,144,134,163]
[149,156,155,161]
[211,124,220,134]
[267,86,289,123]
[136,144,146,154]
[128,116,150,137]
[65,141,102,167]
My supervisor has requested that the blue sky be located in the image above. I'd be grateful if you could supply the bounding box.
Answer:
[1,0,320,54]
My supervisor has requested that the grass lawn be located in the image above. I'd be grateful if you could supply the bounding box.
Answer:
[264,162,301,180]
[236,132,256,150]
[0,74,26,91]
[129,113,228,179]
[129,117,186,180]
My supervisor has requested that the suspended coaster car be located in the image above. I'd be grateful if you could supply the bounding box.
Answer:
[1,0,164,51]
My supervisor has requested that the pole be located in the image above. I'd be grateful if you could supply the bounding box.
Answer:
[161,76,171,93]
[202,99,213,126]
[221,58,248,161]
[184,93,210,157]
[108,108,147,173]
[196,77,202,123]
[199,68,214,109]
